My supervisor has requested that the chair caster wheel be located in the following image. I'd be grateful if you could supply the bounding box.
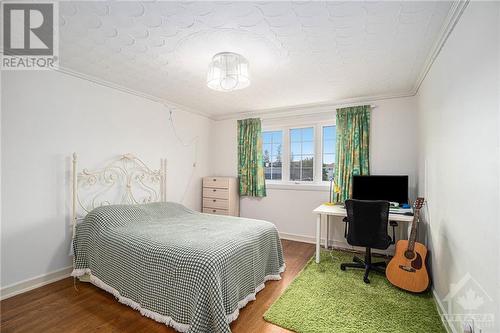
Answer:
[340,264,346,271]
[363,277,370,284]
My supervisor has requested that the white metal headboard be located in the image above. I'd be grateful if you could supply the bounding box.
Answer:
[72,153,167,238]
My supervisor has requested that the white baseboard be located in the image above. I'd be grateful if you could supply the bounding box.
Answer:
[279,232,394,256]
[279,231,352,249]
[0,266,73,300]
[279,231,321,245]
[0,244,455,333]
[432,288,458,333]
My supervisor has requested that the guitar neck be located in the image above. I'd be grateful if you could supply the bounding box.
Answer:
[407,208,421,252]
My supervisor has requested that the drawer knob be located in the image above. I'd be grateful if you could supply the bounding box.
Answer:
[213,199,216,202]
[212,209,216,212]
[213,189,216,192]
[213,178,216,181]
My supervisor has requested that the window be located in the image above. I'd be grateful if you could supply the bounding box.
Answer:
[290,127,314,181]
[262,122,335,185]
[262,130,282,180]
[322,126,336,181]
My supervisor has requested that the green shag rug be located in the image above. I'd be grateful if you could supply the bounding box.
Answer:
[264,250,446,333]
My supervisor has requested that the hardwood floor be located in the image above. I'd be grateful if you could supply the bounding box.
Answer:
[0,240,314,333]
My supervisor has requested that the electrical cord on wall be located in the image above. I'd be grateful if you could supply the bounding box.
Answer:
[165,105,199,204]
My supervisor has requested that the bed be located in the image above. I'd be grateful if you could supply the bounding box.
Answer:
[70,154,285,333]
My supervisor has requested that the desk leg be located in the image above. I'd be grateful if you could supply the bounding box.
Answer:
[325,215,329,250]
[316,214,321,263]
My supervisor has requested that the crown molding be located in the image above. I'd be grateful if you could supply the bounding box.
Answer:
[54,66,215,120]
[411,0,469,95]
[2,1,467,122]
[214,0,469,121]
[212,91,415,121]
[53,64,415,122]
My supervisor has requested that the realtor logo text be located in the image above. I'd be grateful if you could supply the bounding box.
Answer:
[2,2,58,70]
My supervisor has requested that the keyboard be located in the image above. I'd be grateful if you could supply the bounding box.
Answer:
[389,207,413,215]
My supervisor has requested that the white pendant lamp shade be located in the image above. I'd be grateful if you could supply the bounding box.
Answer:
[207,52,250,91]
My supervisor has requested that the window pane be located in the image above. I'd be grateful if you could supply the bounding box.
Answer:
[323,139,335,154]
[290,128,301,142]
[291,142,301,156]
[272,131,282,143]
[302,127,314,141]
[302,155,314,168]
[272,161,282,180]
[291,154,301,162]
[322,151,335,181]
[262,143,272,158]
[302,141,314,155]
[321,125,336,182]
[265,166,272,179]
[262,132,272,144]
[302,168,314,181]
[262,130,282,181]
[289,127,314,182]
[323,153,335,165]
[322,167,334,181]
[290,167,301,181]
[274,144,282,160]
[323,126,335,140]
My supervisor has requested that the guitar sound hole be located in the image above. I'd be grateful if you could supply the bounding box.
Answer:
[404,250,415,260]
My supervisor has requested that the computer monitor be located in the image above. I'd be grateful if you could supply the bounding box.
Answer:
[351,175,409,205]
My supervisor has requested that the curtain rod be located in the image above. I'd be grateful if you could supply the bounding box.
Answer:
[259,104,378,121]
[233,103,379,121]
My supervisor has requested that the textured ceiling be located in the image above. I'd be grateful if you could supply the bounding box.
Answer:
[59,1,453,117]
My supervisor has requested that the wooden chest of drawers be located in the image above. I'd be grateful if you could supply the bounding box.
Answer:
[202,177,239,217]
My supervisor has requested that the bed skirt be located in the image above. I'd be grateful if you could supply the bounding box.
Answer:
[71,264,286,332]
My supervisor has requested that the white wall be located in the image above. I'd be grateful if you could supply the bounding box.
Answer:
[212,96,418,246]
[1,70,212,289]
[416,2,499,332]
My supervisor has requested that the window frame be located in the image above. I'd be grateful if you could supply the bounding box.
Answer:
[262,127,285,184]
[262,129,284,181]
[320,124,337,183]
[288,125,316,183]
[262,120,335,188]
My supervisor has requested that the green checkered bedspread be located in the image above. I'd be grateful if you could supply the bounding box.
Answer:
[72,202,285,333]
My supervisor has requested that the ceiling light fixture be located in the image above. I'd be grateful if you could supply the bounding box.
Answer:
[207,52,250,92]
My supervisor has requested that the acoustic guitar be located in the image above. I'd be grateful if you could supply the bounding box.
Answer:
[386,197,429,293]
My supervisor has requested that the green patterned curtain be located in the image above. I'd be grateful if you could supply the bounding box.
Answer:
[237,118,266,197]
[334,105,371,203]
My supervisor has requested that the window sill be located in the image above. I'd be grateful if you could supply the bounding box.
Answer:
[266,182,330,192]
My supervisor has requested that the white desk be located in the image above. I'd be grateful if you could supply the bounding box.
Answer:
[313,204,414,263]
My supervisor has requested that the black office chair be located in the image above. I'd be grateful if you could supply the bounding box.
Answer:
[340,199,396,284]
